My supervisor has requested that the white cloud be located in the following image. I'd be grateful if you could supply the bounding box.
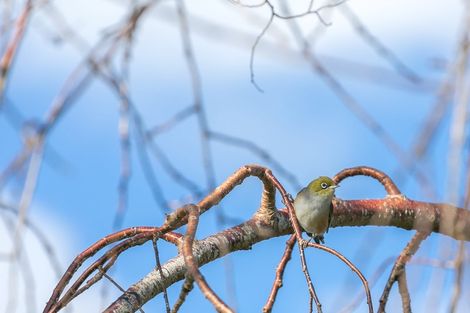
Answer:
[0,200,104,313]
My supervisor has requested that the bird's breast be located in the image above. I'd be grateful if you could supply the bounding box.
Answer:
[294,193,332,234]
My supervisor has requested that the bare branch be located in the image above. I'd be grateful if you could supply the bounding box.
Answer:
[0,0,32,101]
[263,234,296,313]
[378,231,430,313]
[104,195,470,313]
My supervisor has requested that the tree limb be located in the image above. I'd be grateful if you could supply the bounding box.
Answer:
[105,198,470,312]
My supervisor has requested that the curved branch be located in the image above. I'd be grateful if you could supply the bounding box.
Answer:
[378,231,430,313]
[182,204,232,313]
[104,198,470,312]
[265,170,323,312]
[333,166,401,196]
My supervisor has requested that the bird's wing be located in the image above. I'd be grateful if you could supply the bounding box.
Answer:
[326,201,333,233]
[295,187,307,199]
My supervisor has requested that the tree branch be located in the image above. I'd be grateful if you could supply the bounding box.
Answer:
[105,198,470,312]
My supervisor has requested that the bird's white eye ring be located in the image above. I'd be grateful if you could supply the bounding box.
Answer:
[321,182,328,189]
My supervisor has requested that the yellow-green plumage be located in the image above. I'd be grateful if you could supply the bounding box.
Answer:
[294,176,337,244]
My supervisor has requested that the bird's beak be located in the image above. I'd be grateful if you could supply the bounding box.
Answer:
[330,184,339,189]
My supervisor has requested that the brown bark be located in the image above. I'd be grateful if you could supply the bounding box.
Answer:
[105,197,470,312]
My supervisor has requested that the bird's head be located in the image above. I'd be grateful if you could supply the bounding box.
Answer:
[307,176,338,196]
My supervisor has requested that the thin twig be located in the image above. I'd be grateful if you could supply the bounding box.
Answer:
[249,6,273,92]
[249,0,343,91]
[378,231,430,313]
[171,275,194,313]
[305,241,373,313]
[279,1,434,194]
[181,204,233,313]
[100,269,145,313]
[265,170,322,313]
[146,105,196,138]
[208,130,302,189]
[44,226,167,312]
[263,234,296,313]
[448,241,466,312]
[396,269,411,313]
[340,4,422,84]
[105,180,470,312]
[13,143,44,257]
[153,237,171,313]
[0,200,63,278]
[1,208,37,313]
[0,0,32,102]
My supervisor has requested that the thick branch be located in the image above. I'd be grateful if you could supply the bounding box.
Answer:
[105,198,470,312]
[105,213,291,312]
[332,198,470,240]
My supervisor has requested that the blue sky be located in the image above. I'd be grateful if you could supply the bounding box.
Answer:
[1,0,469,312]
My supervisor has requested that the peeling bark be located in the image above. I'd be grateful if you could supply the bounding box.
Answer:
[105,198,470,312]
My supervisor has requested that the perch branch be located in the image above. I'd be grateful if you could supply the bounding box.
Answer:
[104,196,470,312]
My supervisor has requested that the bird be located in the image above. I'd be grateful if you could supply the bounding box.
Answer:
[293,176,338,244]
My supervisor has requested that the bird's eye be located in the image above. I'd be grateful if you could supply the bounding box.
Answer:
[321,182,328,189]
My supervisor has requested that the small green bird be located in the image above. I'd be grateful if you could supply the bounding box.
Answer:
[294,176,338,244]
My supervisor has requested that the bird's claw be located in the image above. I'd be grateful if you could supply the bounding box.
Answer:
[283,193,294,206]
[313,235,325,244]
[299,238,310,249]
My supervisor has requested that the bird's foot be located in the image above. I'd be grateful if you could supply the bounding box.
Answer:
[299,238,310,249]
[313,234,325,244]
[283,193,294,206]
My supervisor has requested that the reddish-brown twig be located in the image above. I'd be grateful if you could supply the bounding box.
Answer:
[172,12,243,307]
[305,241,373,313]
[167,165,279,311]
[181,204,233,313]
[153,237,171,313]
[378,231,430,313]
[333,166,401,196]
[339,253,467,313]
[339,256,395,313]
[45,165,470,313]
[171,274,194,313]
[333,166,403,312]
[332,228,385,311]
[99,267,145,313]
[43,226,172,312]
[265,170,322,313]
[4,10,158,301]
[0,0,32,100]
[51,229,181,313]
[106,196,470,312]
[263,234,296,313]
[397,269,411,313]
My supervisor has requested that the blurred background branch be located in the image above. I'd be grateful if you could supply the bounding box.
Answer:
[1,0,470,312]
